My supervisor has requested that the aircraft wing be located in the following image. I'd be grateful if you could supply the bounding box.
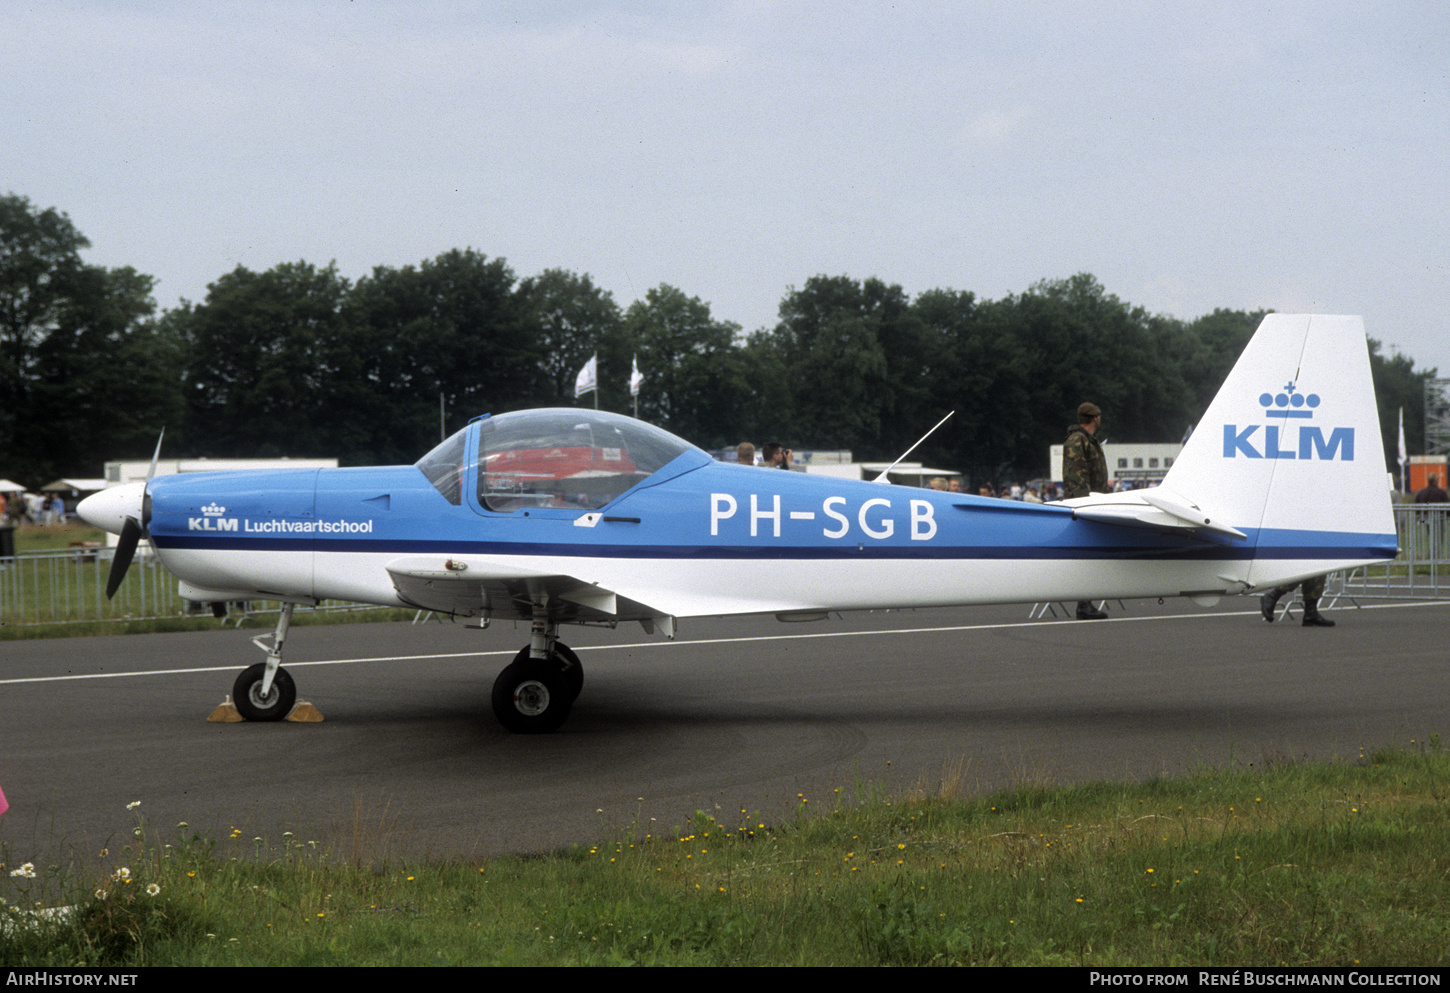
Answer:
[385,555,674,629]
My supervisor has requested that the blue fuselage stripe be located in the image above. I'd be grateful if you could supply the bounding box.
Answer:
[152,534,1396,562]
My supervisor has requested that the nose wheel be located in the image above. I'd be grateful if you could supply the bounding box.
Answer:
[233,662,297,721]
[230,601,302,721]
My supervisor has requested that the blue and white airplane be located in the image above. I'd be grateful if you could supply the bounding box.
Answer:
[79,314,1397,732]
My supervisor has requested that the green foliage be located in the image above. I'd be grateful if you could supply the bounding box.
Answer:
[0,193,181,482]
[1368,337,1437,474]
[5,190,1435,484]
[623,285,747,448]
[339,249,537,462]
[176,260,353,459]
[751,273,1272,481]
[518,268,625,409]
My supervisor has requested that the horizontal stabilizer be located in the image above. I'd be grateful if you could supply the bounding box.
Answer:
[1061,487,1247,542]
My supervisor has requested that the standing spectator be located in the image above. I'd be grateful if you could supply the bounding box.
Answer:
[1064,402,1108,619]
[1415,475,1448,503]
[1412,474,1449,559]
[760,442,794,470]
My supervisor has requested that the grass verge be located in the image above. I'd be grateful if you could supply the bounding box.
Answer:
[2,739,1446,966]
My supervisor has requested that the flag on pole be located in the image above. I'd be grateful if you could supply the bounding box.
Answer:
[574,354,598,398]
[1398,406,1408,492]
[629,355,644,397]
[0,781,8,817]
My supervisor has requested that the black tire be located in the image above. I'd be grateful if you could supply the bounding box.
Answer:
[492,658,572,733]
[554,643,584,701]
[233,663,297,722]
[508,643,584,702]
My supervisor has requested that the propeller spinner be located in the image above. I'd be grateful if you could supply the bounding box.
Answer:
[76,481,150,597]
[77,431,164,599]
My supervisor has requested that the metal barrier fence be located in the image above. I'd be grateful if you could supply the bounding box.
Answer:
[0,546,182,625]
[0,546,359,627]
[4,507,1448,629]
[1338,503,1450,601]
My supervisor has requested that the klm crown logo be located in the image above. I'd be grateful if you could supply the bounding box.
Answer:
[1259,382,1320,418]
[1224,380,1354,461]
[189,502,239,532]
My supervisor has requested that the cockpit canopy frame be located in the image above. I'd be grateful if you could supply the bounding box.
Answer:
[415,408,702,513]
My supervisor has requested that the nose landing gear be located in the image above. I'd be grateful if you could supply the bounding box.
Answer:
[230,601,302,721]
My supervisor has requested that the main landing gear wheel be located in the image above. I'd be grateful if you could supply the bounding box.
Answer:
[509,643,584,702]
[492,657,573,734]
[233,663,296,722]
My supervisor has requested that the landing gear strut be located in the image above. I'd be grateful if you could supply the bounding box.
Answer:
[491,603,582,733]
[233,602,299,721]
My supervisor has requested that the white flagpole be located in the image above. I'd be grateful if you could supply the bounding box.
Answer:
[1398,406,1408,494]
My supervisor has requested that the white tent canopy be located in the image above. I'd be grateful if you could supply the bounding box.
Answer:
[40,479,108,493]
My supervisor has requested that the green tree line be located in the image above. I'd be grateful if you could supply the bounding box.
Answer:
[2,193,1437,487]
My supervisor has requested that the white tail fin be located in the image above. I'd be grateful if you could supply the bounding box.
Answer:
[1160,314,1396,587]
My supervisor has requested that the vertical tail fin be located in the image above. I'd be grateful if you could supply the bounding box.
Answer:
[1160,314,1396,586]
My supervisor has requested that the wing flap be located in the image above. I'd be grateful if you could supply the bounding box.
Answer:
[386,555,645,622]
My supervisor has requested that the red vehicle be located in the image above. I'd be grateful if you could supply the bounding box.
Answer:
[483,439,640,511]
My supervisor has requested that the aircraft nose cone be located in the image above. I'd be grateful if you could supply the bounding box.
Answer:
[78,482,146,535]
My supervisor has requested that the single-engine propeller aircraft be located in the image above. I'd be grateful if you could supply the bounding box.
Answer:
[79,314,1398,732]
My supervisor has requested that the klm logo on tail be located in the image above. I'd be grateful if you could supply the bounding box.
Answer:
[1223,381,1354,461]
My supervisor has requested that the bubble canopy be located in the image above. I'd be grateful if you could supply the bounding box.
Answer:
[415,408,704,512]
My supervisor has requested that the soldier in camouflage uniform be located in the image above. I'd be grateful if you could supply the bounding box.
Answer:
[1260,575,1334,627]
[1064,402,1108,619]
[1063,402,1107,499]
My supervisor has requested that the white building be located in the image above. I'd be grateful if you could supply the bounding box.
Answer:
[103,456,338,486]
[805,461,957,486]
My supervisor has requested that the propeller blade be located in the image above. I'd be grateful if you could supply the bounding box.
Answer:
[105,516,142,599]
[147,429,165,483]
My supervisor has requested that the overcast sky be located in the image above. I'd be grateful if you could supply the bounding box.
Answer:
[7,1,1448,377]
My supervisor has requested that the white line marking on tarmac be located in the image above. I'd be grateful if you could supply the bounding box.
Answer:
[1,600,1444,686]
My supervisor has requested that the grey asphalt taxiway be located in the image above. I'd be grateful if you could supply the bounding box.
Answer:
[1,598,1445,864]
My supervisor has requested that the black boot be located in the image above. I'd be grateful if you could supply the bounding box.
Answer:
[1076,600,1107,620]
[1302,598,1335,627]
[1260,589,1284,622]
